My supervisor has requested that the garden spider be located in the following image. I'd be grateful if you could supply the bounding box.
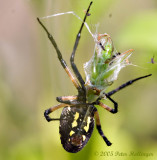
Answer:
[37,1,152,153]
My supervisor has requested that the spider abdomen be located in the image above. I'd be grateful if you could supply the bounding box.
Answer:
[59,105,95,153]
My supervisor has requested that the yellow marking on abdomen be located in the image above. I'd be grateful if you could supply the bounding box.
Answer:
[84,116,91,132]
[69,130,75,136]
[82,135,86,141]
[72,112,79,128]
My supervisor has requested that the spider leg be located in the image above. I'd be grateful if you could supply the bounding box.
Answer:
[56,95,91,106]
[94,107,112,146]
[57,95,77,102]
[98,95,118,114]
[96,74,152,113]
[37,18,82,92]
[44,103,68,122]
[70,2,93,92]
[106,74,152,97]
[56,95,80,105]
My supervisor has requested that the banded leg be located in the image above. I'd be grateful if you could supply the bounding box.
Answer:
[56,95,91,106]
[56,95,79,105]
[94,108,112,146]
[44,103,68,122]
[98,95,118,114]
[106,74,152,97]
[37,18,82,92]
[70,2,93,92]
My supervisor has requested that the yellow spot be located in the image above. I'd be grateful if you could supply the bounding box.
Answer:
[72,112,79,128]
[68,138,70,141]
[72,121,77,128]
[82,135,86,141]
[74,112,79,120]
[84,117,91,132]
[69,130,75,136]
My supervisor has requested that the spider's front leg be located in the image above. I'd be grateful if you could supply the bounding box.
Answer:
[106,74,152,97]
[97,74,152,114]
[70,2,93,92]
[37,18,82,93]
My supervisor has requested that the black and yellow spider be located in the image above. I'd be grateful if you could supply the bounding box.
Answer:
[37,1,152,153]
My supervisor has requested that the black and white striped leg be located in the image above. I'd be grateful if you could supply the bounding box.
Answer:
[94,108,112,146]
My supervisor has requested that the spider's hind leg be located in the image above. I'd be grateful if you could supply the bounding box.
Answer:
[94,107,112,146]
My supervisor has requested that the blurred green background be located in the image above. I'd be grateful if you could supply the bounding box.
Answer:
[0,0,157,160]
